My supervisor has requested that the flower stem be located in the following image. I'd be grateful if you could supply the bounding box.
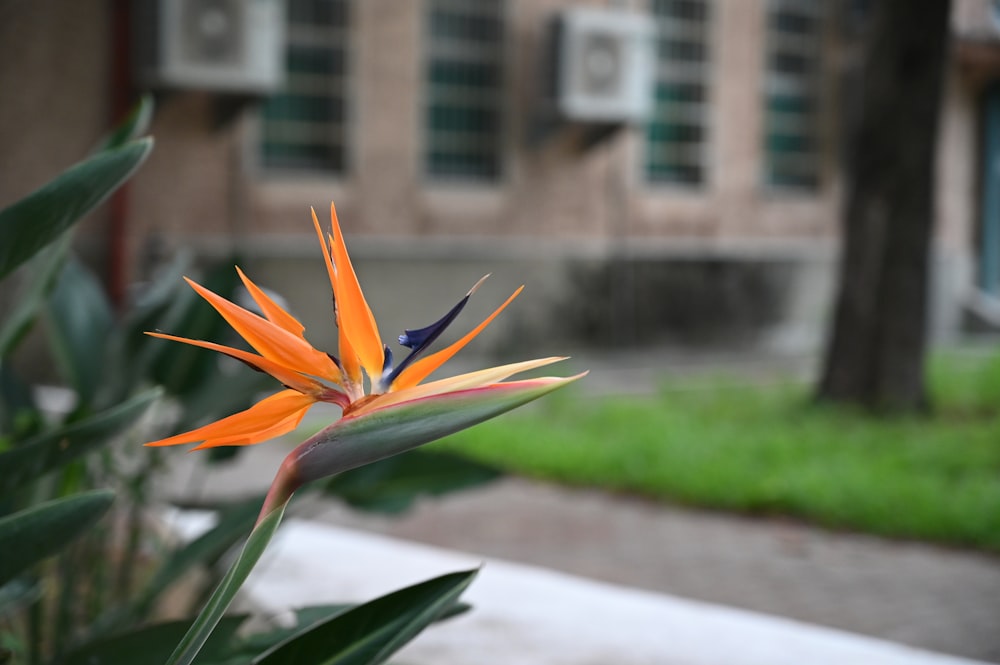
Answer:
[255,455,302,527]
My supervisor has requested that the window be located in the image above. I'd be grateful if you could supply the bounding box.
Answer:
[762,0,825,190]
[645,0,712,186]
[423,0,506,182]
[260,0,350,173]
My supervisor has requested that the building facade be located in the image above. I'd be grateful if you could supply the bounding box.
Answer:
[0,0,995,357]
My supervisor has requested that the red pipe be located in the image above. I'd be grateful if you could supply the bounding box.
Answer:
[108,0,132,310]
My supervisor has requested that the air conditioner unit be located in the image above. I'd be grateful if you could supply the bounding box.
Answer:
[133,0,285,94]
[554,8,655,124]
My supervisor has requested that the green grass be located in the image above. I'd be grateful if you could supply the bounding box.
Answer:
[429,351,1000,552]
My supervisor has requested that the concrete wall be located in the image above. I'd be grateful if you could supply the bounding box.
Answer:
[136,0,845,355]
[0,2,110,209]
[0,0,985,360]
[933,62,979,338]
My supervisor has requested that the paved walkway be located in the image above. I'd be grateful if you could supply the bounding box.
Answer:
[223,516,988,665]
[157,347,1000,662]
[165,447,1000,662]
[303,478,1000,663]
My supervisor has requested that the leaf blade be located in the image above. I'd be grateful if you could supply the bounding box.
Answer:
[45,257,115,405]
[252,569,478,665]
[0,138,153,282]
[98,95,154,152]
[164,502,287,665]
[0,233,72,358]
[0,490,115,587]
[0,389,159,496]
[130,494,263,620]
[323,449,501,514]
[60,616,247,665]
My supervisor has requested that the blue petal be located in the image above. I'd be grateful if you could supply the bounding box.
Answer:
[397,298,468,350]
[382,276,488,388]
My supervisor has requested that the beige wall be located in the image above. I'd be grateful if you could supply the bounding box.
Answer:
[233,0,841,254]
[0,1,110,212]
[0,0,988,348]
[1,0,845,262]
[953,0,998,38]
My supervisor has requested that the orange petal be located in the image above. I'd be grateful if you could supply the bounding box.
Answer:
[312,210,361,387]
[191,407,309,450]
[236,266,306,338]
[327,202,384,380]
[144,390,316,448]
[391,286,524,390]
[144,332,337,397]
[338,322,363,387]
[312,207,339,308]
[184,277,340,381]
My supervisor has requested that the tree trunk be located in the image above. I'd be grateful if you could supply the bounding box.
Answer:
[817,0,952,411]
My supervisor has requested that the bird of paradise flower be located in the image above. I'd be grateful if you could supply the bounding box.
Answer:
[146,203,582,514]
[149,204,583,665]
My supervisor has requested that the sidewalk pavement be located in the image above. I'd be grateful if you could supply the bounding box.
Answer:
[155,347,1000,663]
[160,452,1000,663]
[172,510,992,665]
[307,478,1000,663]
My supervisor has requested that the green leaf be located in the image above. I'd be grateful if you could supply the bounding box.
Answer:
[0,138,153,282]
[95,252,191,407]
[324,449,501,514]
[59,616,247,665]
[0,363,42,443]
[252,569,478,665]
[234,602,470,659]
[0,390,159,496]
[0,233,72,358]
[165,502,288,665]
[98,95,154,152]
[128,494,263,620]
[293,369,581,486]
[291,604,353,626]
[148,257,245,398]
[119,251,192,349]
[45,257,115,406]
[224,605,353,658]
[0,490,114,587]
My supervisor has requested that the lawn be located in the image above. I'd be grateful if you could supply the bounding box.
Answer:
[429,350,1000,552]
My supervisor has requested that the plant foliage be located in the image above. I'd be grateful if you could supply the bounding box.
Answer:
[0,95,484,665]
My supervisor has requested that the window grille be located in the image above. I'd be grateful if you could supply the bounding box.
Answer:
[423,0,505,182]
[260,0,350,173]
[645,0,712,186]
[762,0,825,190]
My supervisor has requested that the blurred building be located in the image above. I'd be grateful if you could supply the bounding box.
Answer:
[0,0,997,356]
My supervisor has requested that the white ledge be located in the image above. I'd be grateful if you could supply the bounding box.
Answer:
[171,515,990,665]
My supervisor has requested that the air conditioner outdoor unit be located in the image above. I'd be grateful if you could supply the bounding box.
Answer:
[554,8,655,124]
[133,0,285,94]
